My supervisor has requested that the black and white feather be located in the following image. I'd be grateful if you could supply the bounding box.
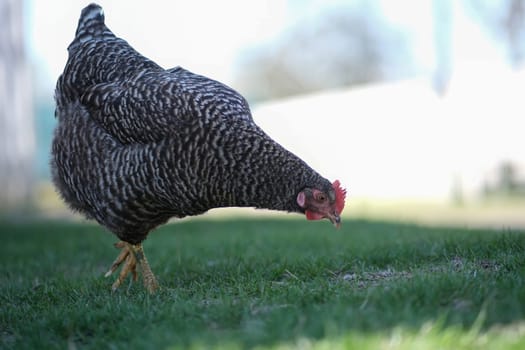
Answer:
[51,3,333,244]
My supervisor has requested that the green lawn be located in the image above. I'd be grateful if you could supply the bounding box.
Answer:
[1,217,524,349]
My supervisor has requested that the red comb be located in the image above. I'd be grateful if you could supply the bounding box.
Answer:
[332,180,346,215]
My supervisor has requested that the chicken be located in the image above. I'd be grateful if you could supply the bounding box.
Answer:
[51,3,347,293]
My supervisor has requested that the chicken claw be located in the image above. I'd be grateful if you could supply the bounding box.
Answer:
[104,241,159,293]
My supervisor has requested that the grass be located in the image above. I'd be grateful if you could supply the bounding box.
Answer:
[0,216,524,349]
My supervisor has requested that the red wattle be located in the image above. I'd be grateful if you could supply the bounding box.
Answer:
[305,210,324,221]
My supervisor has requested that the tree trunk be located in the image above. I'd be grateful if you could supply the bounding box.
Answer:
[0,0,35,211]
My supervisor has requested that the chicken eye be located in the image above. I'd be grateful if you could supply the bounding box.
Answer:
[316,193,327,202]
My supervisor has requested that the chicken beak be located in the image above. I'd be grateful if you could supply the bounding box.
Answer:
[327,212,341,229]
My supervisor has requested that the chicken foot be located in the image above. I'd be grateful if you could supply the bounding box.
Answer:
[104,241,159,293]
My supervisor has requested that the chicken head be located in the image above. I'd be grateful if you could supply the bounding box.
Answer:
[296,180,347,228]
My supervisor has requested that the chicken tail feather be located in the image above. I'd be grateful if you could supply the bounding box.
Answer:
[76,3,105,36]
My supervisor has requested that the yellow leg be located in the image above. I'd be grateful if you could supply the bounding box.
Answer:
[131,243,159,293]
[104,241,159,293]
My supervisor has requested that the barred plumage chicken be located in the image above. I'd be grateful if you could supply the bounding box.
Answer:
[51,3,347,293]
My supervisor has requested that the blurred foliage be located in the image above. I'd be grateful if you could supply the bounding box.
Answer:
[235,0,525,102]
[234,4,412,102]
[466,0,525,67]
[482,161,525,199]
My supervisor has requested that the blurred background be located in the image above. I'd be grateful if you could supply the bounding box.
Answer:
[1,0,524,227]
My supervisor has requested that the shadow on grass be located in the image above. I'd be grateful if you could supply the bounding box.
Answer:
[1,217,524,348]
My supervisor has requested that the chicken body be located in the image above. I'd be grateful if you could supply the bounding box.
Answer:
[51,4,345,291]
